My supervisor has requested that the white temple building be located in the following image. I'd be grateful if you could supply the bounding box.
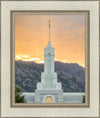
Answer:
[35,20,63,103]
[22,20,85,103]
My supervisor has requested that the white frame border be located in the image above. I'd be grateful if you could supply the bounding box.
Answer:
[1,1,99,117]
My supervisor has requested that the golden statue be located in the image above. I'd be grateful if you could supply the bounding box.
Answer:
[49,19,51,27]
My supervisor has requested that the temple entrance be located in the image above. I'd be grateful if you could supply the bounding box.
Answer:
[43,95,55,103]
[45,96,53,103]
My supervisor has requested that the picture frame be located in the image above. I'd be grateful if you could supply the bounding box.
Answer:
[11,10,89,108]
[0,0,100,118]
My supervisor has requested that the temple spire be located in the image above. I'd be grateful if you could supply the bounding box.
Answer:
[48,19,51,46]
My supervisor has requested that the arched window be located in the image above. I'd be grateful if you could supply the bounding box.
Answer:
[45,96,53,103]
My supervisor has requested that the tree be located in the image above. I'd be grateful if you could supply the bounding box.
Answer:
[82,95,85,103]
[15,86,27,103]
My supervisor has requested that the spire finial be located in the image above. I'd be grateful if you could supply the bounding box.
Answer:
[48,19,51,47]
[49,19,51,27]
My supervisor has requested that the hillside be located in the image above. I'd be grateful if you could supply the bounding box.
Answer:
[15,60,85,92]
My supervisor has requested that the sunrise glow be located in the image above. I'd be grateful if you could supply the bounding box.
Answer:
[15,55,44,63]
[15,55,70,64]
[15,15,85,67]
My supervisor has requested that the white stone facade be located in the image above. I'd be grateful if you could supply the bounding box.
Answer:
[36,46,62,90]
[35,22,63,103]
[35,42,63,103]
[22,92,85,103]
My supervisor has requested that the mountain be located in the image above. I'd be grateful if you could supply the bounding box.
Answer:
[15,60,85,92]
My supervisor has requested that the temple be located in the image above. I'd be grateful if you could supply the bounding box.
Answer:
[22,20,85,103]
[35,20,63,103]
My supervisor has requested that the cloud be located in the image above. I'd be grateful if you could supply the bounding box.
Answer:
[15,55,44,63]
[62,59,68,63]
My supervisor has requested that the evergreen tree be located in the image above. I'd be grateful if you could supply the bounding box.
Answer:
[82,95,85,103]
[15,86,27,103]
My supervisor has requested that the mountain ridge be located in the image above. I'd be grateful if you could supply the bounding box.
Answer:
[15,60,85,92]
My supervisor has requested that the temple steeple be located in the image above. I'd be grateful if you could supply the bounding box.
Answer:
[35,20,63,103]
[48,19,51,47]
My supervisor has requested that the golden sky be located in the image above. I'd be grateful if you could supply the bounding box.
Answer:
[15,15,85,67]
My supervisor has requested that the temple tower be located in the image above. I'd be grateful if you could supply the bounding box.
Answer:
[35,20,63,103]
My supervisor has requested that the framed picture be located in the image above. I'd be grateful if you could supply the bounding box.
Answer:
[11,11,89,107]
[1,0,100,118]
